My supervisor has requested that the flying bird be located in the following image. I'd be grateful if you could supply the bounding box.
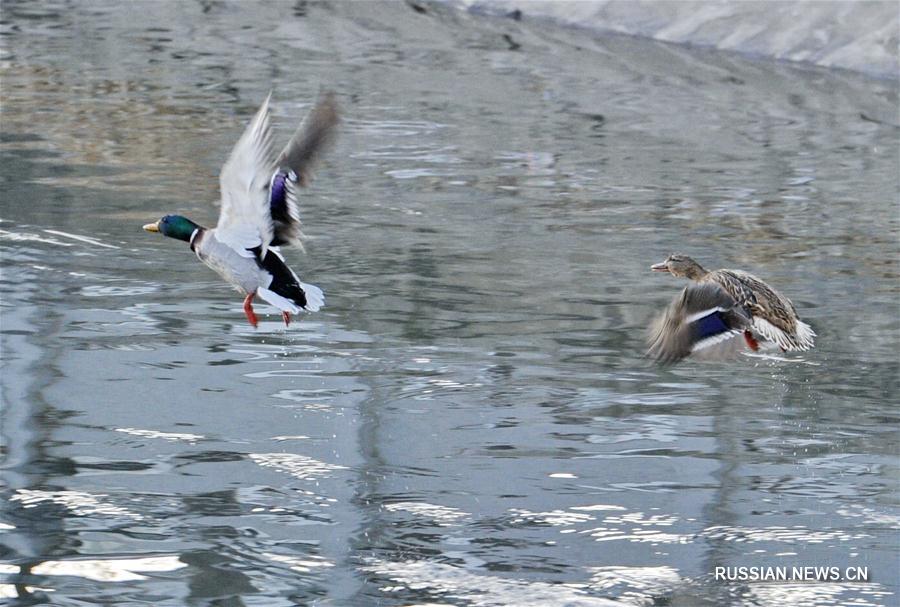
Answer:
[647,254,815,363]
[143,92,338,328]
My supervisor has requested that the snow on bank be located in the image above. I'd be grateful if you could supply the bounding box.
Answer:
[454,0,899,78]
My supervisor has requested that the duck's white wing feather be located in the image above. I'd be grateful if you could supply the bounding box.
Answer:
[690,330,747,360]
[794,319,816,349]
[216,94,276,256]
[751,317,815,351]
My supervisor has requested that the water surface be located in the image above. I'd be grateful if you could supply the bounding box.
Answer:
[1,2,898,606]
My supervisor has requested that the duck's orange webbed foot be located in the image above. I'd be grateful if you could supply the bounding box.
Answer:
[282,311,291,327]
[743,330,759,351]
[243,292,259,328]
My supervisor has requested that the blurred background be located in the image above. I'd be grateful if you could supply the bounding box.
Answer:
[1,1,898,605]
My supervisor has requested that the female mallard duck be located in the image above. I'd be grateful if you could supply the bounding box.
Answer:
[143,92,338,328]
[647,254,815,363]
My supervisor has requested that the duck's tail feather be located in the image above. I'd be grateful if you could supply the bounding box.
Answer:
[258,282,324,314]
[299,281,324,312]
[794,319,816,350]
[258,286,301,314]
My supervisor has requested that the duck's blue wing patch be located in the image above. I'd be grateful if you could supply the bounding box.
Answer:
[270,171,288,214]
[688,308,745,358]
[693,311,730,338]
[648,283,751,364]
[269,170,297,225]
[267,169,302,247]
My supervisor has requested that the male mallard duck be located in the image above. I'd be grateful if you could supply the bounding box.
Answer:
[647,254,816,363]
[143,92,338,328]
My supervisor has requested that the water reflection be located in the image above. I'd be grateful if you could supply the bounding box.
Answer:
[2,0,898,605]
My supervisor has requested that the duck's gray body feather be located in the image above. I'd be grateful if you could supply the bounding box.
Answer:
[191,228,324,314]
[192,229,267,295]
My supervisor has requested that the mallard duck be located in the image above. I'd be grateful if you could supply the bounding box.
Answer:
[647,254,816,363]
[143,92,338,328]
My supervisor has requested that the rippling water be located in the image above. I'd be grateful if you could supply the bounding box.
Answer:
[1,2,898,606]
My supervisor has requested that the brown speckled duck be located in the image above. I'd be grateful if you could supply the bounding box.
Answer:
[647,254,816,363]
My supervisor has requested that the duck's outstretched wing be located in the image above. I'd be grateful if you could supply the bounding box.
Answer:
[648,283,751,364]
[269,92,340,247]
[216,94,276,256]
[276,91,340,181]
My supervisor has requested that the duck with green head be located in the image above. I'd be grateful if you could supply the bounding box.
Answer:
[143,92,339,328]
[647,253,816,363]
